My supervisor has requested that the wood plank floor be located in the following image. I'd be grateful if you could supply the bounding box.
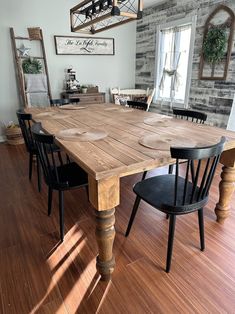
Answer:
[0,143,235,313]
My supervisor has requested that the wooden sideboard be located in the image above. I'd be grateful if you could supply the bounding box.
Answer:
[61,92,106,104]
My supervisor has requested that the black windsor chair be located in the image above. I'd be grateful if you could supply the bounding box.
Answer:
[125,137,225,272]
[168,108,208,175]
[127,100,148,111]
[50,98,70,107]
[32,123,88,241]
[17,111,64,192]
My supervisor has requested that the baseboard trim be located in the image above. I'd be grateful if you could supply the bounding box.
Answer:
[0,136,6,143]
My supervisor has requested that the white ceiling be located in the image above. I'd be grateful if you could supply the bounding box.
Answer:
[144,0,164,8]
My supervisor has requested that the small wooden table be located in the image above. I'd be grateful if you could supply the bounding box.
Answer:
[27,104,235,281]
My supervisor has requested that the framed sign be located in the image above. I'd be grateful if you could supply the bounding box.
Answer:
[54,36,115,55]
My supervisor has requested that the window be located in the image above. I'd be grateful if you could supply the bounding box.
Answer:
[154,16,196,107]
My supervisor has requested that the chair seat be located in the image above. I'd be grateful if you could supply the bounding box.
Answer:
[133,175,207,215]
[55,162,88,190]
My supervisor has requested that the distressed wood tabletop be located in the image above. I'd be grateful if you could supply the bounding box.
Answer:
[27,103,235,180]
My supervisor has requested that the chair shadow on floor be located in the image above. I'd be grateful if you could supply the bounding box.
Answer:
[19,155,111,313]
[32,220,111,314]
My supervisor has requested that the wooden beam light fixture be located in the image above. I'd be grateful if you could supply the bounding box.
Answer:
[70,0,143,34]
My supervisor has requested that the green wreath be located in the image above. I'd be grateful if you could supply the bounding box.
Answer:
[203,27,227,64]
[22,58,43,74]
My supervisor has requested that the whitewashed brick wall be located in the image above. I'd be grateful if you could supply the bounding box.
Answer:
[135,0,235,128]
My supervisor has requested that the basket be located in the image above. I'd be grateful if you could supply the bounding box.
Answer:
[28,27,42,40]
[87,86,99,93]
[5,127,24,145]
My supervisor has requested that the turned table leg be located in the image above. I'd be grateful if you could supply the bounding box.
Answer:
[95,208,115,281]
[215,149,235,224]
[89,175,120,281]
[215,166,235,223]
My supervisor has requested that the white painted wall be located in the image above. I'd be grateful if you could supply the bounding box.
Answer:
[0,0,137,140]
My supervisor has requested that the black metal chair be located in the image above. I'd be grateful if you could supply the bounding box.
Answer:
[142,109,208,181]
[69,98,80,104]
[50,98,70,107]
[172,108,207,124]
[127,100,148,111]
[31,123,88,241]
[168,109,208,175]
[125,137,225,272]
[17,111,42,191]
[17,111,63,192]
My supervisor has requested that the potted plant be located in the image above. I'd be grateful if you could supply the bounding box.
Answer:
[4,121,24,145]
[81,85,88,94]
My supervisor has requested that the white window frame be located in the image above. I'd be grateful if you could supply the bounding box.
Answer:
[153,15,197,108]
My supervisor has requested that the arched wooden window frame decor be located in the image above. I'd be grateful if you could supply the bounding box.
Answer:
[199,4,235,81]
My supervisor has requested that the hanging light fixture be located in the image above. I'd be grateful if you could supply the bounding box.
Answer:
[92,0,97,15]
[99,0,105,12]
[70,0,143,34]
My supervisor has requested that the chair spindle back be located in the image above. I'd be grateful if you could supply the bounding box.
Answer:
[16,110,35,152]
[171,137,225,208]
[31,123,66,188]
[173,108,207,124]
[127,101,148,111]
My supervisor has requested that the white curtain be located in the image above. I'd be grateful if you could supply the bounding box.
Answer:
[158,24,192,105]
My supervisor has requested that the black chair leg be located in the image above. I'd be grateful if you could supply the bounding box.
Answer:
[168,164,174,174]
[125,196,141,237]
[29,153,33,180]
[59,191,64,242]
[198,208,205,251]
[48,187,53,216]
[166,215,176,273]
[36,155,41,192]
[141,171,147,180]
[58,151,63,166]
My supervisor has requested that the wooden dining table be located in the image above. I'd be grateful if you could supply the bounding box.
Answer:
[27,103,235,281]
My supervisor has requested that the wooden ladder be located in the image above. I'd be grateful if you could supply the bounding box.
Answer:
[10,27,52,107]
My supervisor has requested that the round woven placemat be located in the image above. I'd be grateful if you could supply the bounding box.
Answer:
[104,107,133,113]
[56,128,108,142]
[144,117,172,127]
[35,112,70,120]
[104,107,119,111]
[119,108,133,113]
[59,105,87,110]
[139,134,197,150]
